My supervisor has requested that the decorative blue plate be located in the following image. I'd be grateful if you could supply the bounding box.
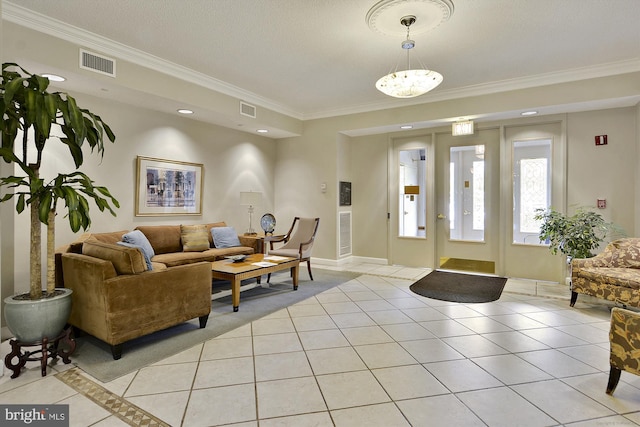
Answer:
[261,213,276,234]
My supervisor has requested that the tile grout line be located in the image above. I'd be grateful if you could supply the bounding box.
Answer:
[55,367,170,427]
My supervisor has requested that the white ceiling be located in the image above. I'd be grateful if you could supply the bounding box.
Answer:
[4,0,640,132]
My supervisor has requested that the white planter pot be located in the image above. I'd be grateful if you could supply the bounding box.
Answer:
[4,288,73,342]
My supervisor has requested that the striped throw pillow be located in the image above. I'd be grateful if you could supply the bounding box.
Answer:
[181,224,210,252]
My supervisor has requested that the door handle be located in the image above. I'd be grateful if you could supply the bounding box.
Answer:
[437,214,446,220]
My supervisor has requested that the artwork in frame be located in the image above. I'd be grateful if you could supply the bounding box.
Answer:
[136,156,203,216]
[339,181,351,206]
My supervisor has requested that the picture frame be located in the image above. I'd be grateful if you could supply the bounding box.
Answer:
[135,156,203,216]
[339,181,352,206]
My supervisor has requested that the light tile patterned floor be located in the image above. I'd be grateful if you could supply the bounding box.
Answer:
[2,263,640,426]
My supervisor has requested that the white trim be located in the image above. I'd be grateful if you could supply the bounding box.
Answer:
[2,3,302,120]
[5,3,639,122]
[312,256,388,268]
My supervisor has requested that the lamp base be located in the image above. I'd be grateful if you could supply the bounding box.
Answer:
[244,232,257,236]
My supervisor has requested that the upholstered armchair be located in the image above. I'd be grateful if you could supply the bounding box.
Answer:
[607,307,640,395]
[268,217,320,281]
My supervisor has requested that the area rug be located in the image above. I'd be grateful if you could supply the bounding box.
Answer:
[410,270,507,303]
[69,269,360,383]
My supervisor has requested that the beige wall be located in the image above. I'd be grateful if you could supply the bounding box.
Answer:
[7,93,276,296]
[1,15,639,302]
[567,108,637,234]
[344,107,639,271]
[351,133,389,260]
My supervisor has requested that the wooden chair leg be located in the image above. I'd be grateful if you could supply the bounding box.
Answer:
[606,366,622,395]
[307,260,313,280]
[267,273,271,283]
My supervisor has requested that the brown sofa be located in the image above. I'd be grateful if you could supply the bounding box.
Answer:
[570,238,640,308]
[59,222,257,359]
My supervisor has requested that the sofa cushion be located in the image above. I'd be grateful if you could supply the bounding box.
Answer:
[576,267,640,290]
[181,224,211,252]
[80,230,131,249]
[117,241,153,270]
[211,226,241,248]
[610,240,640,269]
[122,230,156,261]
[83,241,148,275]
[135,225,182,254]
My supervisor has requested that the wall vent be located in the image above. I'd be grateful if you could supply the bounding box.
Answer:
[240,101,256,118]
[79,49,116,77]
[339,211,352,257]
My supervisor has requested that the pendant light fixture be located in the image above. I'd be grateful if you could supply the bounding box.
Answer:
[375,15,443,98]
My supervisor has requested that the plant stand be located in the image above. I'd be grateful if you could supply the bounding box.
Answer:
[4,327,76,379]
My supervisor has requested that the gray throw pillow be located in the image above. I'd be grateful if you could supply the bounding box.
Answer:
[211,227,241,248]
[117,241,153,270]
[122,230,155,262]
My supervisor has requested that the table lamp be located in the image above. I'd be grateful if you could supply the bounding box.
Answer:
[240,191,262,236]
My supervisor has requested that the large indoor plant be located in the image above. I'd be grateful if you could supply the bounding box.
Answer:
[0,63,119,342]
[534,206,620,260]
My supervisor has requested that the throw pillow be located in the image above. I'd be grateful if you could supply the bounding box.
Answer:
[211,226,241,248]
[83,241,147,275]
[117,241,153,270]
[181,224,211,252]
[122,230,155,262]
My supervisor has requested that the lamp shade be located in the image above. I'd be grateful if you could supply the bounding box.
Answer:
[240,191,262,206]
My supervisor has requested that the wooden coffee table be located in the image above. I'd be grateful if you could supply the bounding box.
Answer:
[211,253,300,312]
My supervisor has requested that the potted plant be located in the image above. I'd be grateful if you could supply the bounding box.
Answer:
[534,206,620,260]
[0,63,119,343]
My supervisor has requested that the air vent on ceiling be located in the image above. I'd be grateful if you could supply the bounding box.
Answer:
[79,49,116,77]
[240,101,256,118]
[339,211,352,257]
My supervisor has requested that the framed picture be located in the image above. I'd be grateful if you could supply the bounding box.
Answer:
[339,181,351,206]
[136,156,203,216]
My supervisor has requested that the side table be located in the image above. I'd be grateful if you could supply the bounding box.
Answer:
[4,327,76,379]
[242,233,285,254]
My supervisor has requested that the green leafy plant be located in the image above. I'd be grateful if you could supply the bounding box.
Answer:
[0,62,119,300]
[534,207,622,259]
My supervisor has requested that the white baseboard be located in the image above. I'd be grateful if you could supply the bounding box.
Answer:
[312,255,388,268]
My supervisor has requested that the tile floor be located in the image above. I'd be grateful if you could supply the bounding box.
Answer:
[2,262,640,426]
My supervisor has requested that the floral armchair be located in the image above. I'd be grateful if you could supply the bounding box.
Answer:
[570,238,640,308]
[607,307,640,394]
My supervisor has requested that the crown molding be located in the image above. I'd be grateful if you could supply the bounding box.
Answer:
[2,2,303,120]
[304,58,640,120]
[5,2,639,123]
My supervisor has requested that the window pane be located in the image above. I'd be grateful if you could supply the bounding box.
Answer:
[449,145,484,242]
[399,149,426,238]
[513,139,551,244]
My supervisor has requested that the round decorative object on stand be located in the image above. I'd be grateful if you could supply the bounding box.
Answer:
[261,213,276,235]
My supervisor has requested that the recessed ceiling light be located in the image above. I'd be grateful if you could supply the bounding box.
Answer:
[257,129,269,133]
[177,109,193,114]
[400,125,413,129]
[521,111,538,116]
[41,73,65,82]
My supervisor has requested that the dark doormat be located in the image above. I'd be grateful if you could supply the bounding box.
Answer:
[410,270,507,303]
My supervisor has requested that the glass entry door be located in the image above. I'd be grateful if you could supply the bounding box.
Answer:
[389,135,433,267]
[435,129,500,274]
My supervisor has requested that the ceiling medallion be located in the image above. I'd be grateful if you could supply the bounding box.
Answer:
[366,0,454,37]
